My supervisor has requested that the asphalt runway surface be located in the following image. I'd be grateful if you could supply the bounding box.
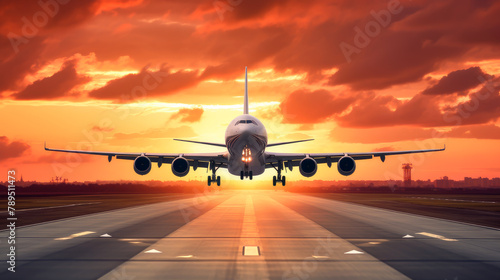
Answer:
[1,191,499,279]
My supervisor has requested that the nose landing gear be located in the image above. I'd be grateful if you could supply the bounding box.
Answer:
[240,170,253,180]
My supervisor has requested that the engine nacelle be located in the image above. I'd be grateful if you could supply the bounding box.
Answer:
[134,155,151,175]
[337,156,356,176]
[299,157,317,177]
[171,157,190,177]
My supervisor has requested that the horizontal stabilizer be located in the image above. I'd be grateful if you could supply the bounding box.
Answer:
[173,139,226,147]
[267,139,314,147]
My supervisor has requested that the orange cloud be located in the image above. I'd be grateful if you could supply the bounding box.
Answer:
[0,136,30,161]
[169,107,204,123]
[13,60,89,100]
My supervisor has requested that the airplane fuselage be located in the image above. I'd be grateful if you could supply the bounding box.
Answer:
[225,114,267,176]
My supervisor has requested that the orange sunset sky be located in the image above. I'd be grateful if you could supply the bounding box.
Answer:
[1,0,500,183]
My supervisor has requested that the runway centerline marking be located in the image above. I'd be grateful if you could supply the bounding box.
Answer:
[417,232,458,242]
[54,231,95,240]
[243,246,260,256]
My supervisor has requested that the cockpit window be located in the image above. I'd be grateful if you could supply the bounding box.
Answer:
[235,120,257,125]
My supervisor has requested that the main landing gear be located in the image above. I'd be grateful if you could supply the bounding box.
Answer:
[271,161,286,187]
[207,160,221,187]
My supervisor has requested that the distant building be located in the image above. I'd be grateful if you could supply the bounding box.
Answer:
[435,176,455,188]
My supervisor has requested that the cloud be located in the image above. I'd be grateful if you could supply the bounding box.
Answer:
[88,66,199,101]
[372,146,396,152]
[422,67,491,95]
[0,35,45,92]
[0,0,100,34]
[13,60,90,100]
[446,124,500,139]
[113,125,197,140]
[331,124,500,144]
[331,126,438,144]
[336,76,500,128]
[169,107,204,123]
[0,136,30,161]
[279,89,357,124]
[91,125,114,132]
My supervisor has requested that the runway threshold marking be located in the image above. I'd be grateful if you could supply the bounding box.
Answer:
[417,232,458,242]
[54,231,95,240]
[243,246,260,256]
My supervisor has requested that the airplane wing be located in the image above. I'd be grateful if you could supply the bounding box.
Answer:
[44,143,228,169]
[265,146,445,167]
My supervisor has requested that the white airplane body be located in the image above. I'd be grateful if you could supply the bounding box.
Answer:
[46,67,444,187]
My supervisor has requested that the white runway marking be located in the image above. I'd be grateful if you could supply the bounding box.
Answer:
[145,249,162,254]
[242,246,260,256]
[1,202,101,213]
[54,231,95,241]
[176,255,194,258]
[417,232,458,242]
[344,250,364,255]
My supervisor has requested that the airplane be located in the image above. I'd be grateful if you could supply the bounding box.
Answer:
[45,67,445,187]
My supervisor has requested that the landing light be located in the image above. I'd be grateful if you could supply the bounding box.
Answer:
[242,147,252,162]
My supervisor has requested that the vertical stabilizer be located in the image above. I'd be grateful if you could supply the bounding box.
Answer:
[244,67,249,114]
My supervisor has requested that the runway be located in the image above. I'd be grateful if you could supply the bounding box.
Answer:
[1,191,499,280]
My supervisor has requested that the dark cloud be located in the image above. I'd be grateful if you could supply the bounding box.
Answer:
[0,0,100,35]
[422,67,491,95]
[0,136,30,161]
[329,30,464,90]
[337,82,500,128]
[279,76,500,128]
[13,60,89,100]
[88,66,199,101]
[0,35,45,92]
[169,108,204,123]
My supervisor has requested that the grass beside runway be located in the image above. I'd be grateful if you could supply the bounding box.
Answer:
[304,193,500,228]
[0,193,198,227]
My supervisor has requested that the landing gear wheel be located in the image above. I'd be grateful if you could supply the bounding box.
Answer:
[249,171,253,180]
[207,176,211,186]
[240,171,244,180]
[216,176,221,186]
[282,176,286,186]
[273,176,277,186]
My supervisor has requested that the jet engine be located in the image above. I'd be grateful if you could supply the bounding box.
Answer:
[299,157,317,177]
[171,157,190,177]
[337,156,356,176]
[134,155,152,175]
